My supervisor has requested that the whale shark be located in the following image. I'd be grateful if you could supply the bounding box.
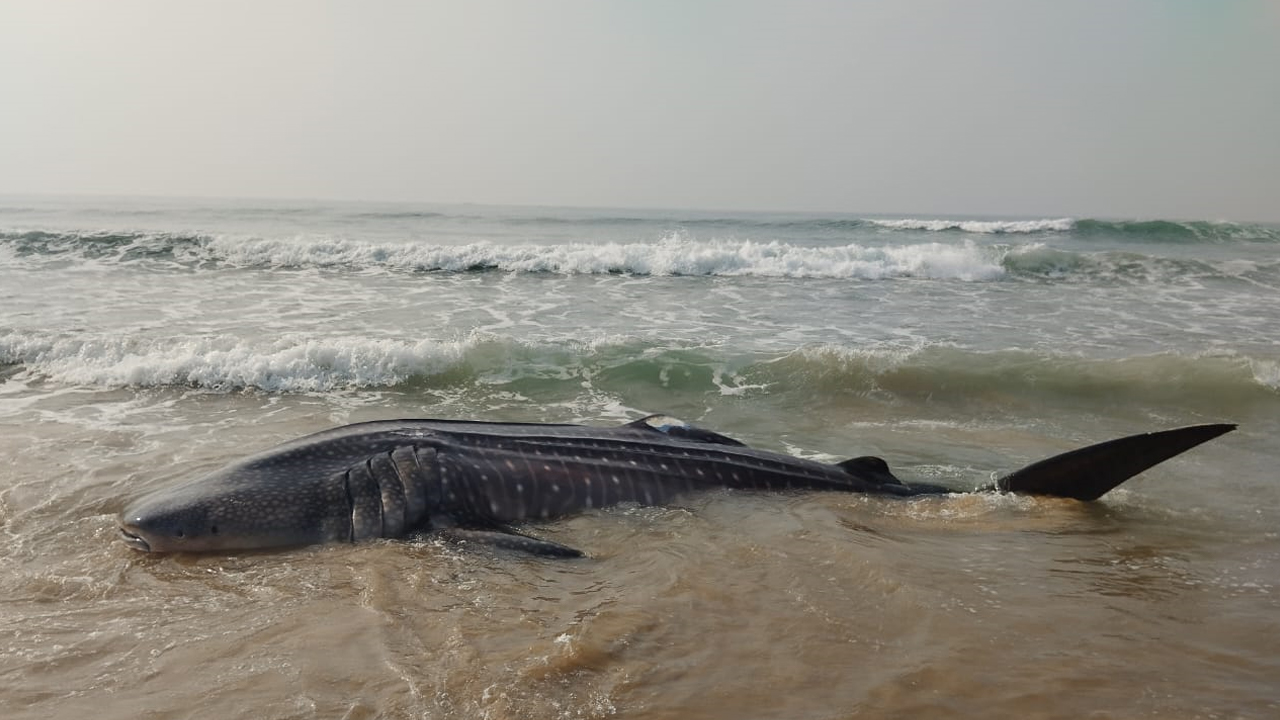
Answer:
[118,415,1235,556]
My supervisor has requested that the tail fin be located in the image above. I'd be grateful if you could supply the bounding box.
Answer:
[990,424,1236,501]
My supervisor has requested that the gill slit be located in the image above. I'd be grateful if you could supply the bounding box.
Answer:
[408,444,427,527]
[367,457,383,537]
[387,448,409,531]
[343,469,355,543]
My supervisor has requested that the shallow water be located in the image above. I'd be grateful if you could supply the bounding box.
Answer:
[2,197,1278,718]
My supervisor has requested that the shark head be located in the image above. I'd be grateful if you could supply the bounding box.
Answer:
[119,470,350,553]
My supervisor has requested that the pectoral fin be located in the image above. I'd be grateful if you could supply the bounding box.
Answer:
[436,527,584,558]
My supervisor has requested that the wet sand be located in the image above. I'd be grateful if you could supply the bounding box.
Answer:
[2,395,1277,720]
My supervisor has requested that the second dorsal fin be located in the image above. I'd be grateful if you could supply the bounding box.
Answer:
[837,456,905,486]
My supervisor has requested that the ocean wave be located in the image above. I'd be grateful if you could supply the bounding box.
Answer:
[0,230,208,261]
[2,331,1275,411]
[997,243,1280,285]
[0,330,692,394]
[0,331,475,392]
[868,217,1280,243]
[349,211,447,220]
[323,210,1279,243]
[1,231,1008,280]
[4,229,1277,284]
[212,235,1009,280]
[1073,219,1280,243]
[185,234,1276,286]
[754,345,1279,411]
[868,218,1076,234]
[6,200,1277,244]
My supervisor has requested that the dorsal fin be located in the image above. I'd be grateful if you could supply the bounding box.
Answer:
[626,414,746,447]
[993,423,1236,501]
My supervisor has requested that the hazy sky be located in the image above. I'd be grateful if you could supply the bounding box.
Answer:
[2,1,1278,220]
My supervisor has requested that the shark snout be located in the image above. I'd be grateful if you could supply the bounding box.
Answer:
[117,499,200,553]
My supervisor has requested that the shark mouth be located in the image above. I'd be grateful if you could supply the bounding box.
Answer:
[119,526,152,552]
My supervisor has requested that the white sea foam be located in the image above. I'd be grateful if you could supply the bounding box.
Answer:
[0,331,475,392]
[869,218,1075,234]
[0,329,714,393]
[195,233,1006,280]
[3,330,1277,405]
[1245,356,1280,391]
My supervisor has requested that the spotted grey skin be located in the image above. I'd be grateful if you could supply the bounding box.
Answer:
[118,415,1236,555]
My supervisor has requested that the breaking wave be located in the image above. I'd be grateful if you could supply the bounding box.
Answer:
[867,218,1279,242]
[867,218,1075,234]
[4,230,1275,285]
[0,231,1008,280]
[0,330,476,393]
[204,235,1009,279]
[2,219,1280,285]
[2,330,1275,414]
[4,197,1277,244]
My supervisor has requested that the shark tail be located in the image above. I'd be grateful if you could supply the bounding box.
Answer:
[988,423,1236,501]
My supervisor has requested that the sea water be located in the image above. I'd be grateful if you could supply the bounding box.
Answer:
[1,196,1277,718]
